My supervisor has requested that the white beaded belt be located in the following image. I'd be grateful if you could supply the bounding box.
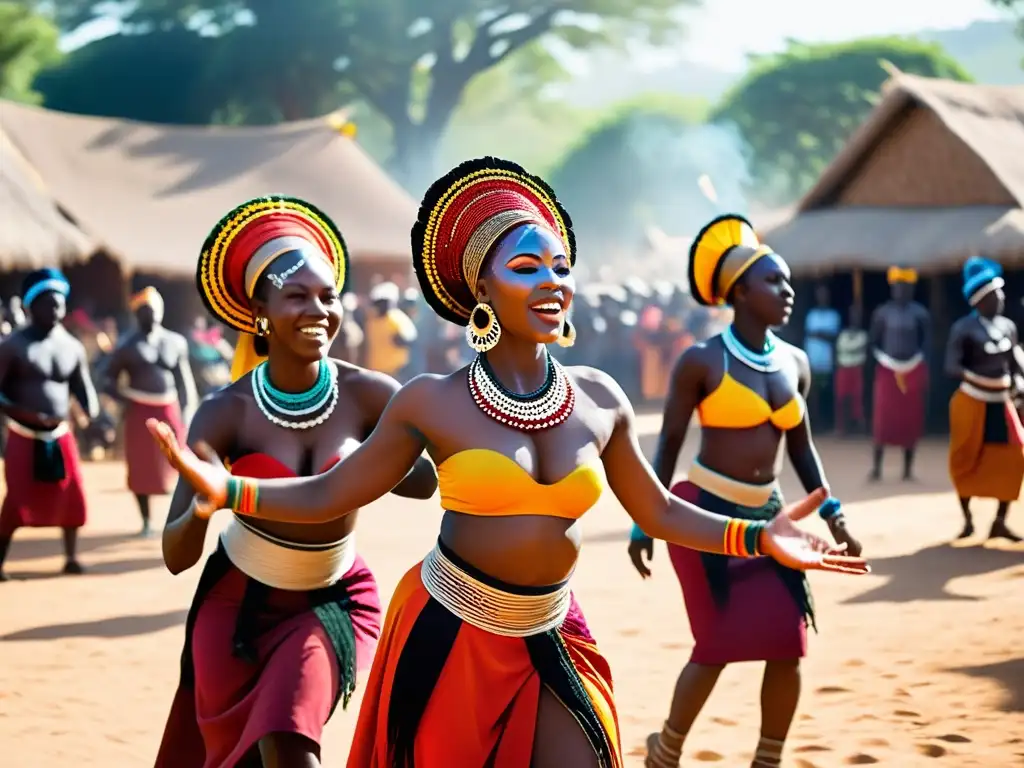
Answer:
[122,386,179,406]
[687,460,778,508]
[873,350,923,374]
[420,543,571,637]
[6,420,69,441]
[959,381,1012,403]
[220,515,356,591]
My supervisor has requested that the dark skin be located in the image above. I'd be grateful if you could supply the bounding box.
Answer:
[0,290,99,579]
[629,255,861,768]
[869,281,932,481]
[945,285,1023,542]
[151,225,868,767]
[104,303,197,534]
[162,254,436,768]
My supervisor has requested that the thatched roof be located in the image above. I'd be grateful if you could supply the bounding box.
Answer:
[0,101,417,276]
[0,125,96,269]
[762,74,1024,273]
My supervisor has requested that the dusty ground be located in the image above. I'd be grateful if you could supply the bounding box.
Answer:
[1,417,1022,766]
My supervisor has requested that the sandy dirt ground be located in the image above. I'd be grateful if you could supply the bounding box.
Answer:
[1,416,1023,767]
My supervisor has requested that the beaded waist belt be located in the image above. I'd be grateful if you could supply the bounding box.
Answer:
[420,543,571,637]
[873,350,923,374]
[7,420,70,441]
[959,381,1011,403]
[687,461,778,508]
[122,386,179,406]
[220,515,356,591]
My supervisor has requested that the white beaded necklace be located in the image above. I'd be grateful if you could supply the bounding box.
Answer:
[251,361,339,430]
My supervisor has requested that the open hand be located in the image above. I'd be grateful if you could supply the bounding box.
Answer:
[147,418,229,513]
[627,536,654,578]
[762,489,871,574]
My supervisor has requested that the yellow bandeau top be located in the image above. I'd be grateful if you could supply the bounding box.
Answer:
[438,449,604,520]
[698,350,804,431]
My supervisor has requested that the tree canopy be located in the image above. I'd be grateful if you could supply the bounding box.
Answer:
[0,2,61,104]
[712,37,973,203]
[31,0,697,191]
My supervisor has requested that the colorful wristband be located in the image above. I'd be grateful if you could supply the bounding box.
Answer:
[226,476,260,516]
[818,496,842,521]
[723,518,765,557]
[630,522,651,541]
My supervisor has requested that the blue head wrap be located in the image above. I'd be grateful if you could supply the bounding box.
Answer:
[21,268,70,309]
[962,256,1004,306]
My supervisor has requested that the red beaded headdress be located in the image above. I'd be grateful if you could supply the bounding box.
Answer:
[411,157,576,325]
[197,195,348,333]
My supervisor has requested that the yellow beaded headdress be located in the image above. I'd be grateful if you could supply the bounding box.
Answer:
[197,195,348,380]
[411,157,575,325]
[688,214,774,306]
[887,266,918,285]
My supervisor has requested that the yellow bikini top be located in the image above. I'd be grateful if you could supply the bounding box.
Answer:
[438,449,604,520]
[698,350,804,431]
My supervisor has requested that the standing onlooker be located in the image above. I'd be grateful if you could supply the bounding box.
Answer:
[364,281,417,379]
[834,304,869,435]
[804,284,841,431]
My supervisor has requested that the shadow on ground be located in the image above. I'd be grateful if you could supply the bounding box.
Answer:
[1,608,186,642]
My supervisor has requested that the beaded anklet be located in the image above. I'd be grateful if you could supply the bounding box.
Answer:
[723,518,765,557]
[226,477,260,516]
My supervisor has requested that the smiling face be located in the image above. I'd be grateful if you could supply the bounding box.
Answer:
[731,253,794,328]
[475,223,575,345]
[250,250,342,360]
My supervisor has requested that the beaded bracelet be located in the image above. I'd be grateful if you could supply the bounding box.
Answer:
[630,522,651,541]
[723,518,766,557]
[226,476,260,516]
[818,496,842,521]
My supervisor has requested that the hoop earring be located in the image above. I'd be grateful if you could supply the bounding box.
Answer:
[254,315,270,337]
[556,318,576,348]
[466,302,501,353]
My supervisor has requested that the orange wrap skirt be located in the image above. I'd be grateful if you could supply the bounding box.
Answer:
[948,387,1024,501]
[346,539,622,767]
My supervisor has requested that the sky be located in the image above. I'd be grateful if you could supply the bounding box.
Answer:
[677,0,1010,71]
[62,0,1011,72]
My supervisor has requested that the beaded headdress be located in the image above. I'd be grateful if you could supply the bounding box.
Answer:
[411,157,576,325]
[22,267,70,309]
[887,266,918,285]
[688,214,774,307]
[962,256,1003,306]
[197,195,349,381]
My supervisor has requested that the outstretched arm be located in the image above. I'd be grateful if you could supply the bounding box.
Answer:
[150,376,433,524]
[352,365,437,500]
[593,369,868,574]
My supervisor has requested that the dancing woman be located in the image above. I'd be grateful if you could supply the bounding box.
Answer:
[629,215,864,768]
[150,160,868,768]
[153,197,437,768]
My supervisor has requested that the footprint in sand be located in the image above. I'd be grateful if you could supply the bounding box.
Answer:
[793,761,821,768]
[881,672,898,680]
[799,713,815,722]
[894,688,911,698]
[793,744,831,753]
[861,739,889,747]
[845,754,880,764]
[710,716,737,726]
[618,628,640,637]
[815,685,850,694]
[936,734,971,743]
[844,658,866,668]
[660,641,685,650]
[917,743,947,758]
[893,710,921,717]
[693,750,724,761]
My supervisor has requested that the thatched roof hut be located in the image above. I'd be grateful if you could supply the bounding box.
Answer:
[0,101,416,289]
[763,74,1024,274]
[0,126,96,269]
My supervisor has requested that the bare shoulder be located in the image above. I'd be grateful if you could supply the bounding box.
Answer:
[333,358,400,397]
[566,365,631,411]
[913,301,931,318]
[165,329,189,351]
[778,337,809,367]
[949,314,974,334]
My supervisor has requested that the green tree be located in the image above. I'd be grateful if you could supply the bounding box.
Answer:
[0,2,61,104]
[712,37,973,203]
[548,93,736,256]
[37,0,696,189]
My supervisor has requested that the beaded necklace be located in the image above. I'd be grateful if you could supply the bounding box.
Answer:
[722,324,781,373]
[467,351,575,431]
[252,360,339,430]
